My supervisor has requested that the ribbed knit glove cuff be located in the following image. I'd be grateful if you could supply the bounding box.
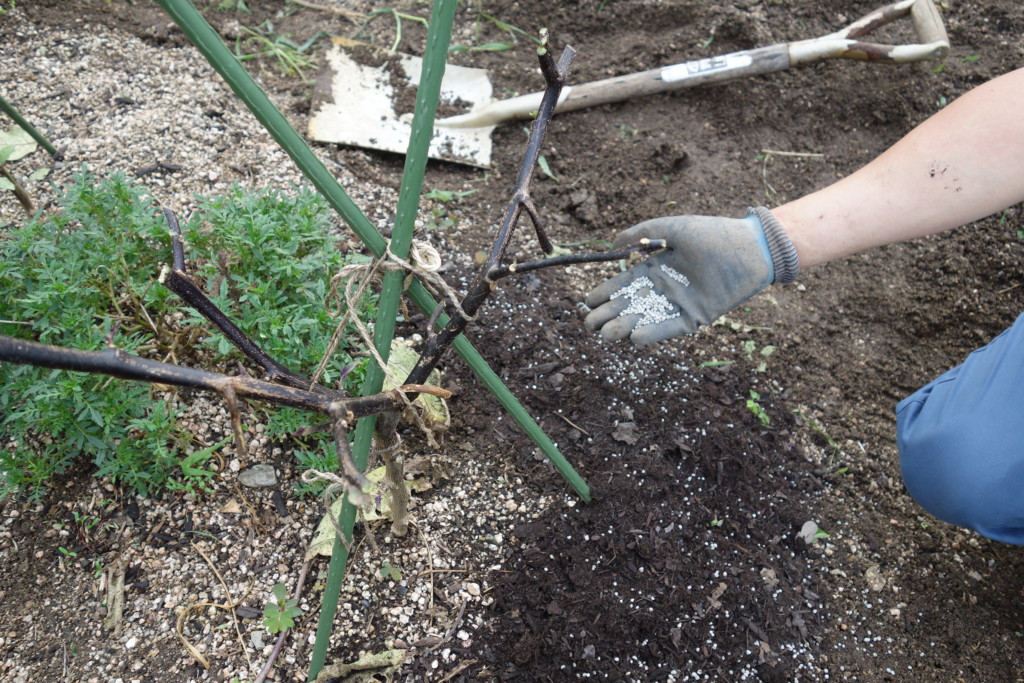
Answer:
[750,206,800,284]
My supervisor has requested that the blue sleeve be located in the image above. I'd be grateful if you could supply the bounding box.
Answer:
[896,312,1024,545]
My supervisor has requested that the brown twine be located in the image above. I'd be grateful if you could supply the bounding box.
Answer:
[303,429,404,539]
[311,240,457,448]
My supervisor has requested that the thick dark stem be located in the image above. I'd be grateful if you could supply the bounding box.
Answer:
[160,211,334,395]
[1,165,34,214]
[485,40,576,266]
[160,268,331,394]
[164,208,186,271]
[372,409,409,536]
[221,384,248,457]
[330,404,371,496]
[0,335,399,420]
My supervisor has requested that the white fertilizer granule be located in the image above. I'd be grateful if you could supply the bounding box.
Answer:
[610,275,680,327]
[659,263,690,286]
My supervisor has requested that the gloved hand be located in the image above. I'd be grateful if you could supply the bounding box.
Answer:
[584,206,799,345]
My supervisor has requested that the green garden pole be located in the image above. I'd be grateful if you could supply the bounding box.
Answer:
[0,92,59,159]
[311,0,458,678]
[350,0,457,468]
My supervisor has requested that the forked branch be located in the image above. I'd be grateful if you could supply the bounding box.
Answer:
[401,37,578,390]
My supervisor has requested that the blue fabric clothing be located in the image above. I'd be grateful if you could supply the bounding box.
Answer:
[896,312,1024,545]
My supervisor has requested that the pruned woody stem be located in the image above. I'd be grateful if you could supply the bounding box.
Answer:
[0,34,657,507]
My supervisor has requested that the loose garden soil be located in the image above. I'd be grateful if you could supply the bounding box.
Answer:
[1,1,1023,681]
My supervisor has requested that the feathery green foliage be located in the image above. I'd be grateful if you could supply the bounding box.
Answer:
[0,171,373,500]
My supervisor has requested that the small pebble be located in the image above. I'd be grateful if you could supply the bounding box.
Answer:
[238,464,277,488]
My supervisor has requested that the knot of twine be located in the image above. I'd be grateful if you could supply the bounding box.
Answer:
[303,427,403,536]
[310,239,451,448]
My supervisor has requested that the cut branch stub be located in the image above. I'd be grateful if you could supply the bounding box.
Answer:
[329,404,370,501]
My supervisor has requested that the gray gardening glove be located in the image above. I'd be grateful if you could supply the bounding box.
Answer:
[584,207,799,345]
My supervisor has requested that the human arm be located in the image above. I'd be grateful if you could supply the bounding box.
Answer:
[777,66,1024,267]
[585,67,1024,344]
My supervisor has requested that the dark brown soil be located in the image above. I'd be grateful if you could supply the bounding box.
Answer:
[5,1,1024,681]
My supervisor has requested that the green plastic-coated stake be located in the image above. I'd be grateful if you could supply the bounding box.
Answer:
[0,93,60,159]
[310,0,458,678]
[152,0,589,502]
[351,0,455,472]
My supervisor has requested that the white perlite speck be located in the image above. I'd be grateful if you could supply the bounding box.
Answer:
[610,276,680,327]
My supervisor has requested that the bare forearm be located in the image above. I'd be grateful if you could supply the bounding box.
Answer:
[774,67,1024,268]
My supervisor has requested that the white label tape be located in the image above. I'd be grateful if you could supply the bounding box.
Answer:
[661,53,754,82]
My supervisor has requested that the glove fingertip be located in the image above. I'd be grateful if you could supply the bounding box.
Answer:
[630,317,695,345]
[584,289,608,308]
[599,315,638,341]
[586,271,636,306]
[583,309,603,331]
[584,297,628,331]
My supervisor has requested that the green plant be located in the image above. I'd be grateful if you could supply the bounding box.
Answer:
[215,0,249,11]
[422,187,477,231]
[58,546,78,569]
[235,20,322,79]
[263,582,303,634]
[0,171,182,498]
[425,206,455,231]
[422,188,477,203]
[376,560,402,581]
[792,409,844,460]
[184,183,374,389]
[166,436,231,495]
[451,9,541,53]
[360,7,429,52]
[537,154,558,182]
[746,389,771,426]
[71,510,100,538]
[741,339,776,372]
[617,123,639,140]
[0,171,373,500]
